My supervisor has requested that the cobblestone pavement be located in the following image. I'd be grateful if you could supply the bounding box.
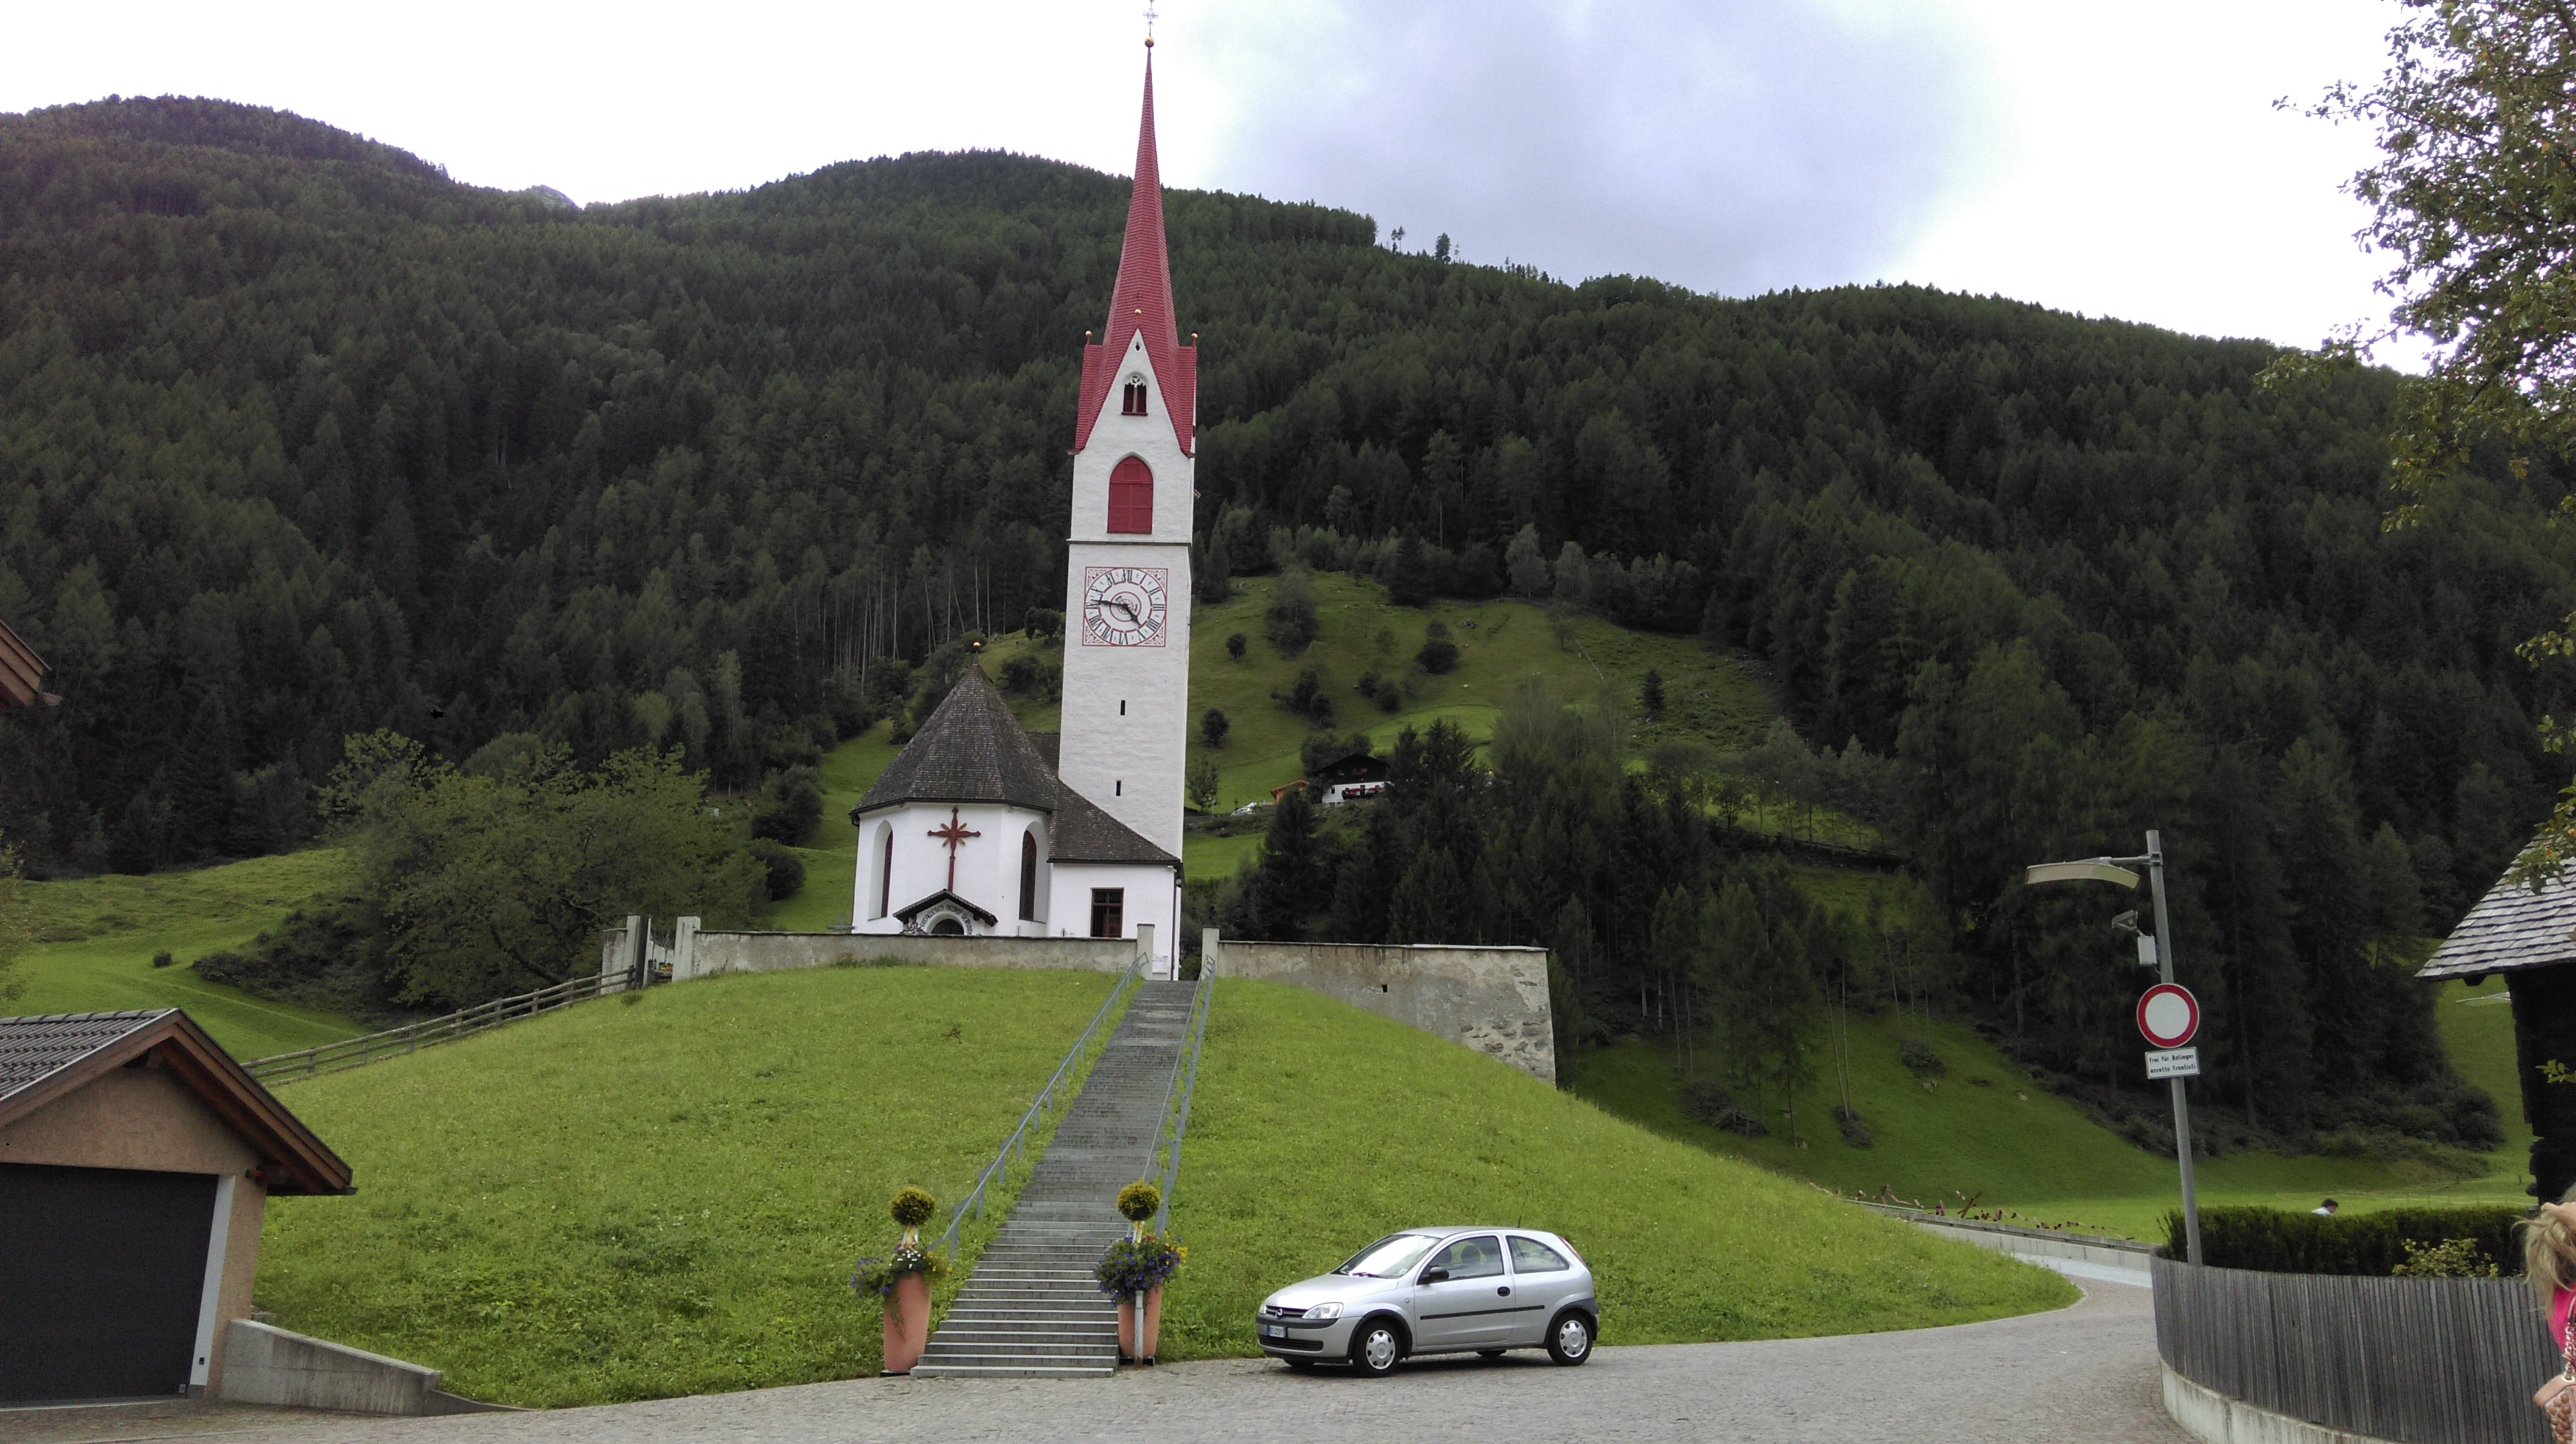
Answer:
[9,1281,2187,1444]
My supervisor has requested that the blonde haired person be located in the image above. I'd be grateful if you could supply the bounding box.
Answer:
[2525,1194,2576,1436]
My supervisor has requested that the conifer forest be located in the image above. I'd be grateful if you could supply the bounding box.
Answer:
[5,97,2571,1148]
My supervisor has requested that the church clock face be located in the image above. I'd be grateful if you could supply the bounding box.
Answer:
[1081,566,1170,647]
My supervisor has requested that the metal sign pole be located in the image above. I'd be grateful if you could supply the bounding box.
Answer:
[2146,829,2203,1264]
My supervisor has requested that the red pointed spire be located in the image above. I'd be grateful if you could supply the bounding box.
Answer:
[1075,49,1196,457]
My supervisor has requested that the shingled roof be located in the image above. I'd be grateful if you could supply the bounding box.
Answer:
[1052,785,1178,867]
[2419,861,2576,981]
[0,617,52,710]
[850,671,1177,869]
[854,669,1064,815]
[0,1010,354,1195]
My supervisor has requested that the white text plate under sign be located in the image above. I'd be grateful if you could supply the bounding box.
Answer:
[2145,1047,2200,1080]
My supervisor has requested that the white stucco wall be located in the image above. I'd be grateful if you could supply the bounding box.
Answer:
[852,801,1053,936]
[1060,339,1192,860]
[1046,860,1179,962]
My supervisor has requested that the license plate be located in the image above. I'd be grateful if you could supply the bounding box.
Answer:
[1261,1324,1285,1339]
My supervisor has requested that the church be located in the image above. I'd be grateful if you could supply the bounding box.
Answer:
[848,51,1192,974]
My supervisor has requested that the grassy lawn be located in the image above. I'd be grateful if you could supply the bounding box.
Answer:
[10,849,362,1058]
[1158,979,2075,1360]
[1570,978,2536,1242]
[257,964,1122,1406]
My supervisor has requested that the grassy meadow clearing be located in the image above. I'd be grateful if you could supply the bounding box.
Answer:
[9,848,361,1057]
[256,965,1122,1406]
[1569,976,2536,1241]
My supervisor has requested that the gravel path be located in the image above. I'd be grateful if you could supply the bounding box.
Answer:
[10,1279,2188,1444]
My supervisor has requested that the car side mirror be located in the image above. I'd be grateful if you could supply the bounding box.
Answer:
[1420,1268,1450,1285]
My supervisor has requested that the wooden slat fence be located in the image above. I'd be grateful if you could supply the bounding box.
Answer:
[2153,1253,2555,1444]
[244,968,637,1085]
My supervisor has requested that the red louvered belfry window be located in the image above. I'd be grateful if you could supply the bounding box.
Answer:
[1107,456,1153,534]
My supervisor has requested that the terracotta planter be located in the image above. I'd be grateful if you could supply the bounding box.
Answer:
[1117,1285,1164,1364]
[882,1273,930,1374]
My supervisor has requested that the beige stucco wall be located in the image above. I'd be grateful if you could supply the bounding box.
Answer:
[0,1062,271,1391]
[1209,934,1558,1083]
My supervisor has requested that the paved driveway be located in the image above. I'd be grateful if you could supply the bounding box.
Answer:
[13,1280,2188,1444]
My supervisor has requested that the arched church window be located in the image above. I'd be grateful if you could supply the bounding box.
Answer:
[1107,456,1153,534]
[1019,830,1039,921]
[874,821,894,920]
[1122,376,1149,416]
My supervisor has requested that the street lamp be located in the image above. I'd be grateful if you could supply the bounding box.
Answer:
[2026,828,2203,1265]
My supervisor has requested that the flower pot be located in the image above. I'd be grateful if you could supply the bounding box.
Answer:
[1117,1285,1164,1364]
[882,1273,929,1374]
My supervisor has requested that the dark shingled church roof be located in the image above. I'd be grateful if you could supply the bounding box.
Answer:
[2419,860,2576,980]
[851,671,1176,869]
[1051,786,1177,867]
[854,669,1062,815]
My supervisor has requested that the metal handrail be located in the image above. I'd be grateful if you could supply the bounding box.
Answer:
[937,956,1143,1258]
[1148,963,1214,1234]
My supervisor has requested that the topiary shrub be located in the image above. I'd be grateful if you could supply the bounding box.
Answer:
[890,1186,936,1230]
[2170,1204,2524,1274]
[1117,1181,1162,1223]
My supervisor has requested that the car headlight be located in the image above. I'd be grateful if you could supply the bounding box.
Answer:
[1303,1302,1343,1321]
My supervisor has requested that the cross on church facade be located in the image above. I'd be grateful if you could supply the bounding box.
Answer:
[928,807,981,892]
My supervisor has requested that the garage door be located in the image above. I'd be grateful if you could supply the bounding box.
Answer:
[0,1162,216,1403]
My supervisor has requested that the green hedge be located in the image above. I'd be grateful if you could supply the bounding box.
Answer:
[2170,1205,2527,1276]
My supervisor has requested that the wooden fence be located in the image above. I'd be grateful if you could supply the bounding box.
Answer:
[2153,1252,2556,1444]
[245,966,643,1085]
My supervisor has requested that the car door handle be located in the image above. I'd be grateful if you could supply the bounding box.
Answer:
[1497,1286,1511,1296]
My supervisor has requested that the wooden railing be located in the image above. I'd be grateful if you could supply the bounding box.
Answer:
[243,969,633,1085]
[2153,1251,2555,1444]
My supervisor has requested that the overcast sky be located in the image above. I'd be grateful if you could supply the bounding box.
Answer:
[3,0,2406,358]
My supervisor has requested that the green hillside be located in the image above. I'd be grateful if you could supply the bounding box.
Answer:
[254,965,2068,1403]
[1571,974,2537,1241]
[257,965,1122,1406]
[11,849,360,1057]
[763,573,1775,918]
[1159,979,2070,1356]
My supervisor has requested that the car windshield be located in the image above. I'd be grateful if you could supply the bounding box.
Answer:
[1335,1234,1439,1278]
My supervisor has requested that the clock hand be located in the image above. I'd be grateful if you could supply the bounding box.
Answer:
[1110,598,1140,624]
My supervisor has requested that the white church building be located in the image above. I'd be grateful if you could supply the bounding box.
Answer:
[848,53,1192,972]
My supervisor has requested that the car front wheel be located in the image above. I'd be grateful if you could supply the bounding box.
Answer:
[1350,1318,1406,1377]
[1547,1311,1594,1366]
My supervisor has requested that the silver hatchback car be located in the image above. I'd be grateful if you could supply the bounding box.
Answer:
[1255,1226,1598,1376]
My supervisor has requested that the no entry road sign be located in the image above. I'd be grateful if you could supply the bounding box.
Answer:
[2138,983,2200,1049]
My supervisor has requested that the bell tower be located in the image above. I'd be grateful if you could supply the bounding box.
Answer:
[1056,42,1194,859]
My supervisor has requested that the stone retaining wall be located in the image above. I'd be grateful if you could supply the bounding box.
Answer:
[599,920,1151,982]
[1205,931,1555,1083]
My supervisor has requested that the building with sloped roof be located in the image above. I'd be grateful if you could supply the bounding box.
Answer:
[850,668,1180,962]
[0,1009,351,1403]
[0,617,54,710]
[2421,859,2576,1202]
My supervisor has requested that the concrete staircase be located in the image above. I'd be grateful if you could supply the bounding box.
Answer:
[911,979,1198,1378]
